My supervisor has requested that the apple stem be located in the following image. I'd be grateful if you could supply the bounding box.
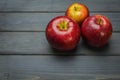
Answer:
[74,6,77,11]
[99,19,102,25]
[61,21,65,29]
[57,21,68,30]
[74,6,78,11]
[96,18,103,25]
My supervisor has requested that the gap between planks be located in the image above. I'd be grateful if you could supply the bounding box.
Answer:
[0,11,120,13]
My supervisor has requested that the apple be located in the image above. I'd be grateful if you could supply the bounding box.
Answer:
[65,2,89,25]
[46,16,80,51]
[81,14,112,47]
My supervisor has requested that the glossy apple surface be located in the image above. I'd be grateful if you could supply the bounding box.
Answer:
[46,16,80,51]
[65,2,89,25]
[81,15,112,47]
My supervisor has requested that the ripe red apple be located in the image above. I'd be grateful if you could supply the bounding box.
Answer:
[81,14,112,47]
[46,16,80,51]
[65,2,89,25]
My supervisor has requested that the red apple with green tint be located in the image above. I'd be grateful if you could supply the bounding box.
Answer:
[46,16,80,51]
[65,2,89,25]
[81,15,112,47]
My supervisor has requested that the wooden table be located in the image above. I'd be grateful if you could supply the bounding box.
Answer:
[0,0,120,80]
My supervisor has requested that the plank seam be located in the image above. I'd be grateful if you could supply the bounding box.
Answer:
[0,54,120,56]
[0,11,120,13]
[0,31,119,33]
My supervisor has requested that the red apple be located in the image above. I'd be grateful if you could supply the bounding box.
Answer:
[81,14,112,47]
[46,16,80,51]
[65,2,89,25]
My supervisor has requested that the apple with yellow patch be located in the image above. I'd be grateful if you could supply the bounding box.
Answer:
[65,2,89,25]
[46,16,81,51]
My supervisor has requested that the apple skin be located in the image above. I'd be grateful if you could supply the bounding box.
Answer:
[46,16,80,51]
[81,15,112,47]
[65,2,89,25]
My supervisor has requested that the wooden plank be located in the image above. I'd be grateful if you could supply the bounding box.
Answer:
[0,13,119,31]
[0,56,120,80]
[0,0,120,12]
[0,13,63,31]
[0,32,119,55]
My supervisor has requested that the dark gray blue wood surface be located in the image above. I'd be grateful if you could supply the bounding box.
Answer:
[0,56,120,80]
[0,0,120,80]
[0,13,119,32]
[0,0,120,12]
[0,32,119,55]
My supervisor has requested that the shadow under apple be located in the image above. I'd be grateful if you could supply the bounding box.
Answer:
[81,38,110,56]
[50,46,79,56]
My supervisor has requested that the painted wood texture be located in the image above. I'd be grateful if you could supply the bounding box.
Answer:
[0,32,119,55]
[0,56,120,80]
[0,0,120,12]
[0,0,120,79]
[0,13,119,31]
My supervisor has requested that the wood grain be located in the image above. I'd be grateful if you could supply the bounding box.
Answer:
[0,0,120,80]
[0,13,119,31]
[0,0,120,12]
[0,55,120,80]
[0,32,119,55]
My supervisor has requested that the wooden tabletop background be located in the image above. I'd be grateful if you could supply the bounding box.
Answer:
[0,0,120,80]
